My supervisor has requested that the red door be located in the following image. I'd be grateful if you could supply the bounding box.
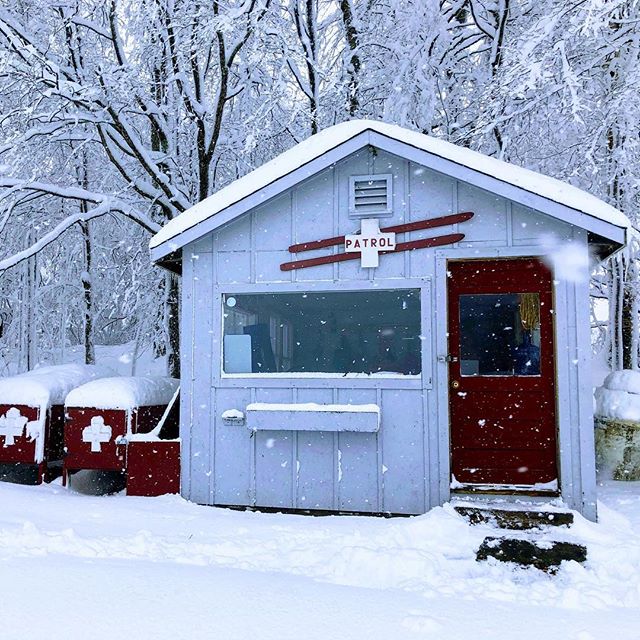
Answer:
[447,258,558,490]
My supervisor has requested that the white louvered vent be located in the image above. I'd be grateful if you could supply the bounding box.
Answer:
[349,174,393,218]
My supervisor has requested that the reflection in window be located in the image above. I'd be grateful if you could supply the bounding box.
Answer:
[222,290,421,375]
[459,293,541,376]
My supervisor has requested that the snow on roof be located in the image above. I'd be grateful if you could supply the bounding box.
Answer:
[0,364,115,408]
[65,376,179,410]
[150,119,630,253]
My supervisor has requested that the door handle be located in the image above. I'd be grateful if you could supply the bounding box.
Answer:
[437,355,458,363]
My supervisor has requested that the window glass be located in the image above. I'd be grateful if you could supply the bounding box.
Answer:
[222,290,421,375]
[459,293,541,377]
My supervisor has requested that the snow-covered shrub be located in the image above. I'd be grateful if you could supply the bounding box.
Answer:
[595,371,640,422]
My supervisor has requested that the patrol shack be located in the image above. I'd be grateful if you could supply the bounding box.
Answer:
[150,120,628,520]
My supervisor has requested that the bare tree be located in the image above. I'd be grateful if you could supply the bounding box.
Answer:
[0,0,272,375]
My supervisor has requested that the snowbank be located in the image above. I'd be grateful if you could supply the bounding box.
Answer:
[0,343,169,379]
[0,364,115,408]
[1,480,640,640]
[65,376,179,410]
[595,370,640,422]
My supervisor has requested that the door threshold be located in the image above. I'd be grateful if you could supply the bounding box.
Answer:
[451,481,560,498]
[451,487,560,498]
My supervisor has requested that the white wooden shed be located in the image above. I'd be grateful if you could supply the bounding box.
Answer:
[151,120,628,520]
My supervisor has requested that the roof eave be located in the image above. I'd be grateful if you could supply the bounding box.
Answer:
[366,131,628,253]
[152,248,182,275]
[150,126,628,262]
[149,130,375,262]
[588,230,627,262]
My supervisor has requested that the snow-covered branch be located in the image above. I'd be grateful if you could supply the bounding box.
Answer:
[0,198,159,274]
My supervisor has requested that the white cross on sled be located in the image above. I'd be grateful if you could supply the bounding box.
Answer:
[0,407,28,447]
[344,219,396,268]
[82,416,112,453]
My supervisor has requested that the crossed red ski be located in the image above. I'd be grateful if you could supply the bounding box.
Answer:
[280,233,466,271]
[279,211,474,272]
[287,211,474,254]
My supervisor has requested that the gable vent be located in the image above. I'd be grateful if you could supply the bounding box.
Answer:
[349,174,393,218]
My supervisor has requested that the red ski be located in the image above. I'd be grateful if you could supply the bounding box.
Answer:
[287,211,474,254]
[280,233,465,271]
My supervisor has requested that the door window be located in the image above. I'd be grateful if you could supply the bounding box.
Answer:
[459,293,541,377]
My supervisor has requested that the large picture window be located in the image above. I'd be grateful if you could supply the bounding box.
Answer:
[222,289,421,376]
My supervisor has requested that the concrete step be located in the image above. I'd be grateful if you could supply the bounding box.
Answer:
[477,536,587,572]
[454,505,574,530]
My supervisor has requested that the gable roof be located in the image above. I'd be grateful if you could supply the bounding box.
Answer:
[150,120,629,267]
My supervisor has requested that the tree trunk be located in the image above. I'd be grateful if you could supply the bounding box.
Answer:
[621,248,639,371]
[293,0,319,134]
[19,228,38,371]
[77,147,96,366]
[166,273,180,379]
[623,283,633,370]
[79,219,95,365]
[609,254,627,371]
[339,0,361,117]
[606,4,635,370]
[490,0,510,157]
[24,232,38,371]
[305,0,318,134]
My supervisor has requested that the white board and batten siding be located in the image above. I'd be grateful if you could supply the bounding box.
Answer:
[179,144,598,519]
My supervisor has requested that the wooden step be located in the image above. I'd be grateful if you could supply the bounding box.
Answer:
[454,505,573,530]
[477,536,587,572]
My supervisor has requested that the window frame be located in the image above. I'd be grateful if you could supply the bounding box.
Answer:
[216,280,432,389]
[457,291,543,378]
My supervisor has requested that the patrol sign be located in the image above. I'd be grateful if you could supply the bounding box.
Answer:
[345,219,396,268]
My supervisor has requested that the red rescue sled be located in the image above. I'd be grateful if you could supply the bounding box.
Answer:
[63,376,180,496]
[0,364,114,484]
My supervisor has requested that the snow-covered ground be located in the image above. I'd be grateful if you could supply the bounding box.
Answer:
[1,480,638,639]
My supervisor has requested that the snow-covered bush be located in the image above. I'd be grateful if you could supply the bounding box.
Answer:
[595,370,640,481]
[595,370,640,422]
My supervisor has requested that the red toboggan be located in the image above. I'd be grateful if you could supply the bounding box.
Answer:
[63,376,180,496]
[0,364,114,483]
